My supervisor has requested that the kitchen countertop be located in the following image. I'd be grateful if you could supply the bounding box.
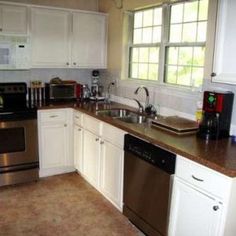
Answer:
[38,100,236,177]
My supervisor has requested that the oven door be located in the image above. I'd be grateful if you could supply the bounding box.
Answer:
[0,119,38,167]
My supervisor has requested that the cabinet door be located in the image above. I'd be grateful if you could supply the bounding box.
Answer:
[212,0,236,84]
[72,12,107,68]
[100,140,124,210]
[74,125,83,173]
[0,5,27,34]
[40,123,68,169]
[31,7,70,68]
[83,129,100,189]
[168,178,223,236]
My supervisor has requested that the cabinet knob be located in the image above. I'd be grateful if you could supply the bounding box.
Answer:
[64,124,67,127]
[66,62,70,66]
[0,28,2,32]
[211,72,216,77]
[78,128,82,131]
[100,141,104,145]
[213,205,219,211]
[73,62,76,65]
[95,138,99,141]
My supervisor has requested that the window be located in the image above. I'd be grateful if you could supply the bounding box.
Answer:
[129,0,209,88]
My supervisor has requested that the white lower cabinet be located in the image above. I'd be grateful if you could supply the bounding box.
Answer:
[74,124,83,173]
[83,129,101,190]
[100,140,124,211]
[38,109,74,177]
[168,177,223,236]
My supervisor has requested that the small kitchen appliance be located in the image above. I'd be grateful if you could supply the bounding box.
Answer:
[197,91,234,140]
[90,70,104,100]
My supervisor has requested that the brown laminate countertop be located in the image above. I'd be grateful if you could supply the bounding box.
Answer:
[38,100,236,178]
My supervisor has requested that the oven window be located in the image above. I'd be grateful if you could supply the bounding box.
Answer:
[0,128,25,154]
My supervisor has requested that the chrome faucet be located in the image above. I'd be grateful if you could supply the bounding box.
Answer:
[134,86,150,109]
[133,98,144,113]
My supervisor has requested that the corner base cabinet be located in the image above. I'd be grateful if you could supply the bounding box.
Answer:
[38,109,74,177]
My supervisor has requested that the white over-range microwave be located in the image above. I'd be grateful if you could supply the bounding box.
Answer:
[0,36,30,70]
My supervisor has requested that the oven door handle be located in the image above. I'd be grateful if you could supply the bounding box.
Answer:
[0,112,14,115]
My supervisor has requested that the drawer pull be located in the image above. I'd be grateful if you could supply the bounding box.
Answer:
[95,138,99,141]
[100,141,104,145]
[75,116,80,119]
[213,205,219,211]
[78,128,82,131]
[50,115,58,118]
[192,175,204,182]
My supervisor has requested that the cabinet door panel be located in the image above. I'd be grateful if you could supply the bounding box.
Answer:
[74,125,83,173]
[41,124,67,169]
[31,8,70,67]
[83,130,100,188]
[169,178,223,236]
[100,141,123,210]
[0,5,27,34]
[72,12,107,68]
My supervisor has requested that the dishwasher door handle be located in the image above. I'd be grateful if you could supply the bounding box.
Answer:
[191,175,204,182]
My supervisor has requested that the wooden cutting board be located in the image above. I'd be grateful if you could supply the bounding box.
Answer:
[151,116,199,135]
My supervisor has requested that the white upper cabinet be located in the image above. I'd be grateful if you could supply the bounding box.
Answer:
[72,12,107,69]
[212,0,236,84]
[0,4,27,35]
[31,7,71,68]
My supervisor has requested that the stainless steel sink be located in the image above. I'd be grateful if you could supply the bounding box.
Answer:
[97,108,147,124]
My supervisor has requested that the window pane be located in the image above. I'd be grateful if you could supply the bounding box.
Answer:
[134,11,143,28]
[142,27,152,43]
[154,8,162,25]
[138,64,148,79]
[166,66,177,84]
[149,47,159,63]
[178,47,193,66]
[193,47,205,66]
[197,22,207,42]
[199,0,209,21]
[192,67,204,87]
[184,1,198,22]
[131,63,138,78]
[143,9,153,27]
[132,48,139,62]
[177,66,191,86]
[171,4,183,23]
[167,47,178,65]
[169,24,182,42]
[133,29,142,44]
[152,26,161,43]
[182,23,197,42]
[139,48,149,62]
[148,64,158,80]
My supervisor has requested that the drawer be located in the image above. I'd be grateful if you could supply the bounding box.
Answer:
[39,109,67,123]
[102,123,126,148]
[74,110,83,126]
[176,155,232,199]
[83,114,102,135]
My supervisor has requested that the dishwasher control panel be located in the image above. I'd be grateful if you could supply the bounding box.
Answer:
[124,134,176,174]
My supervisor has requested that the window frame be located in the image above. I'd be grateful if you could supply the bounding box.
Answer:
[127,1,208,89]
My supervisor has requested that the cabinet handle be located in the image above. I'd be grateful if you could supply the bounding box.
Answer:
[78,128,82,131]
[73,62,76,65]
[95,138,99,141]
[191,175,204,182]
[66,62,70,66]
[50,115,58,118]
[64,124,67,127]
[211,72,216,77]
[213,205,219,211]
[100,141,104,144]
[75,116,80,119]
[0,28,2,32]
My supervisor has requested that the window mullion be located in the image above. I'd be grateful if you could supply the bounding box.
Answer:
[159,4,169,84]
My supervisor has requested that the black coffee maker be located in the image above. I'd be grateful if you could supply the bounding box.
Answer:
[197,91,234,140]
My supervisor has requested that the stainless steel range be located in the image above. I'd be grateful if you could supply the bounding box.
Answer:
[0,83,39,187]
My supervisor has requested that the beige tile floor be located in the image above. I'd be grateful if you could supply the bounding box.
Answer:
[0,173,141,236]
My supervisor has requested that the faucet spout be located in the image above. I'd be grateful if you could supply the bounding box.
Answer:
[134,86,150,109]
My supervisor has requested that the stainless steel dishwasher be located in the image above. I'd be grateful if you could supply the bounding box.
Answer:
[123,134,176,236]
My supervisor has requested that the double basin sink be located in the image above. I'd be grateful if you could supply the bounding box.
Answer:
[96,108,147,124]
